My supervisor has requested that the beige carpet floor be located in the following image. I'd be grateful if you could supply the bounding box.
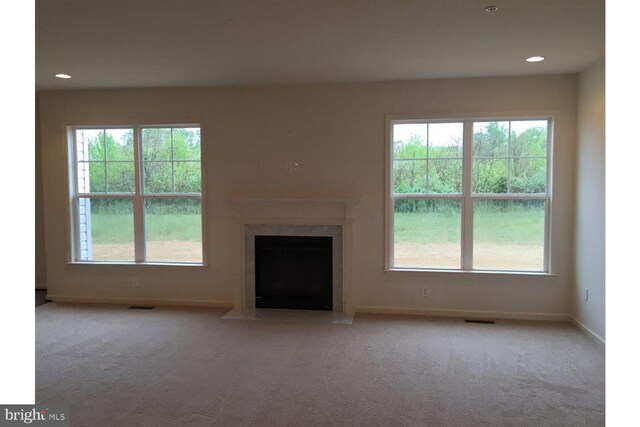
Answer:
[36,304,604,426]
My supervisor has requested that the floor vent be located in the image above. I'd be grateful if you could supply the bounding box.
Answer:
[464,319,495,324]
[129,306,155,310]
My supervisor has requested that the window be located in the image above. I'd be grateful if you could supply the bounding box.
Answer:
[70,126,204,264]
[388,118,551,272]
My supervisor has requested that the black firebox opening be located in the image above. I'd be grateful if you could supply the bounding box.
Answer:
[255,235,333,311]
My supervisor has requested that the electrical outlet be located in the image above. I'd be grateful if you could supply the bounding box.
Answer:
[584,287,589,302]
[421,286,430,297]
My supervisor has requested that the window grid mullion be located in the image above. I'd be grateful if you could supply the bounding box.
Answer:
[103,130,108,192]
[462,120,474,270]
[133,126,146,262]
[71,130,80,261]
[544,119,553,273]
[141,195,202,200]
[392,193,462,199]
[79,160,135,163]
[395,157,463,161]
[470,193,548,200]
[543,196,551,273]
[425,124,430,194]
[473,156,546,160]
[170,128,175,192]
[506,121,511,194]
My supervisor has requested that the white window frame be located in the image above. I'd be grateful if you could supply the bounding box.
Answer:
[385,114,554,274]
[66,124,206,266]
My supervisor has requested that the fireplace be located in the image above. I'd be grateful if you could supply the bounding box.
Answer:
[255,236,333,310]
[244,224,343,312]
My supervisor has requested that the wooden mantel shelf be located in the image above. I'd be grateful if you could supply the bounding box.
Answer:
[227,196,362,226]
[227,197,361,205]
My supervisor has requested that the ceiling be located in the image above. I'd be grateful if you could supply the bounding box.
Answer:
[36,0,605,90]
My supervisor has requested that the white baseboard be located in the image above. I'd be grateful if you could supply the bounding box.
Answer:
[570,316,605,346]
[44,296,577,324]
[46,294,234,309]
[355,306,571,322]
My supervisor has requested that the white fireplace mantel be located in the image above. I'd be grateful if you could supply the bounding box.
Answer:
[228,196,361,225]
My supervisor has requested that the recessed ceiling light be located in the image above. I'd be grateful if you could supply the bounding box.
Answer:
[526,56,545,63]
[485,6,498,14]
[55,73,72,79]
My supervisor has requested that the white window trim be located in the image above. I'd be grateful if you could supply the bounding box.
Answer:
[66,124,207,266]
[384,113,555,275]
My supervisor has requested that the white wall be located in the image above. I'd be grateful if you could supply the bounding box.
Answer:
[573,60,605,340]
[38,74,578,318]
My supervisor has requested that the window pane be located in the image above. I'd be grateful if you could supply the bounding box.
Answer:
[393,124,427,159]
[428,159,462,193]
[76,142,86,161]
[393,160,426,193]
[144,161,173,193]
[429,122,463,158]
[510,158,546,193]
[107,162,135,193]
[174,161,201,193]
[77,162,106,193]
[75,129,105,161]
[145,198,203,263]
[473,120,548,195]
[77,162,89,193]
[75,129,106,161]
[105,129,134,161]
[510,120,547,157]
[473,199,545,271]
[77,162,105,193]
[394,199,461,269]
[473,159,507,193]
[172,128,201,161]
[78,198,134,261]
[473,121,509,158]
[142,128,172,161]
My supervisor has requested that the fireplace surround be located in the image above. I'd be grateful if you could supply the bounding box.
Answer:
[230,196,360,314]
[245,224,343,311]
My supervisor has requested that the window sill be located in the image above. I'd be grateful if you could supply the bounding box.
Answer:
[385,268,556,277]
[67,261,205,267]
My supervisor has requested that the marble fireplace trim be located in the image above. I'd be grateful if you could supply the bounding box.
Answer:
[244,224,343,312]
